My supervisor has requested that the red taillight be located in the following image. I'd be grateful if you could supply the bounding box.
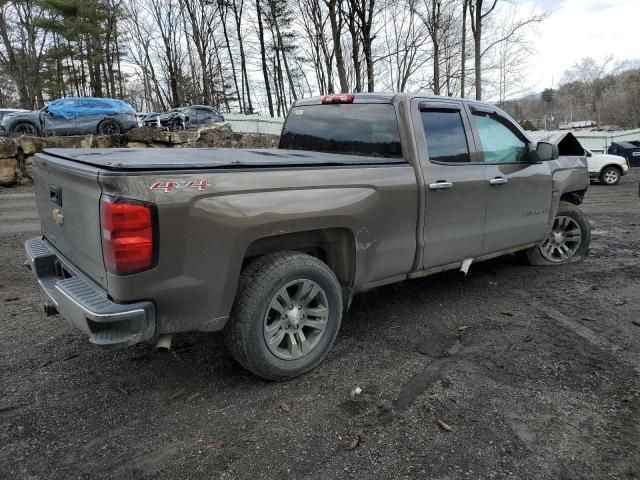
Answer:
[100,196,157,275]
[322,94,354,104]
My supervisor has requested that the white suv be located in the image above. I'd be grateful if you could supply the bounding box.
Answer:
[585,149,629,186]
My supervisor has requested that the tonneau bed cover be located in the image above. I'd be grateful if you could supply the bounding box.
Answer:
[41,148,406,171]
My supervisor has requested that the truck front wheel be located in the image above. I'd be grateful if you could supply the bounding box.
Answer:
[525,201,591,266]
[599,166,621,185]
[224,252,343,380]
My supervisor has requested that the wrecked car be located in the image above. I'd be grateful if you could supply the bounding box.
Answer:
[0,97,137,137]
[25,93,590,380]
[144,105,225,130]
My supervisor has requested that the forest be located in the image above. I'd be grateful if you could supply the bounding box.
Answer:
[0,0,638,129]
[502,58,640,131]
[0,0,549,115]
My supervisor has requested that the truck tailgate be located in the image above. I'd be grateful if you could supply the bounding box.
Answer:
[34,153,107,288]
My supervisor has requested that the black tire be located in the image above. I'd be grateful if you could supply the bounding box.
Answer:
[599,165,621,186]
[525,201,591,266]
[11,122,39,137]
[224,252,343,380]
[97,119,121,135]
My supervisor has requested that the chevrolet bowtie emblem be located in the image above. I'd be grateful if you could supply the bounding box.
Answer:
[52,208,64,225]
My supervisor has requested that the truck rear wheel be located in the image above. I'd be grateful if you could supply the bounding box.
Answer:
[224,252,343,380]
[525,201,591,266]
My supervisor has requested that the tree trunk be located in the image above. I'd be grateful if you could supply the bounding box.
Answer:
[232,0,254,112]
[256,0,274,116]
[346,1,361,92]
[474,16,481,101]
[218,1,243,111]
[363,0,375,92]
[326,0,348,93]
[268,0,297,102]
[461,0,468,97]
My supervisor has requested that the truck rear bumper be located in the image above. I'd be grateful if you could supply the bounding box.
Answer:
[25,236,155,349]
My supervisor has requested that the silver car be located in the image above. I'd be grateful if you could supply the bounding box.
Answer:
[0,97,138,136]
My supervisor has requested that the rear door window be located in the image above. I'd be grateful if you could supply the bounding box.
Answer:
[420,110,470,163]
[279,104,403,158]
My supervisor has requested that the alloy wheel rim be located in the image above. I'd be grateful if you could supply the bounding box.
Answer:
[263,279,329,360]
[539,215,582,263]
[604,170,618,184]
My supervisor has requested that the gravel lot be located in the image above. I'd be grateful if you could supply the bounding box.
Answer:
[1,173,639,480]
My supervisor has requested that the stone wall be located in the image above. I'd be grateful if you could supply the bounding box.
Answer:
[0,123,280,187]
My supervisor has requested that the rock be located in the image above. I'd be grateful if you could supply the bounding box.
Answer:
[168,130,200,145]
[200,122,233,134]
[23,156,34,179]
[0,158,18,186]
[125,126,171,144]
[0,138,18,157]
[93,135,125,148]
[23,135,94,151]
[46,135,94,149]
[127,142,148,148]
[197,127,279,149]
[18,136,41,155]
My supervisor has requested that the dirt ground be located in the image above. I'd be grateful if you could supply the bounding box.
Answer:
[1,173,639,480]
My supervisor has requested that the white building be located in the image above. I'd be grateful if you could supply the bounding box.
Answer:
[570,129,640,154]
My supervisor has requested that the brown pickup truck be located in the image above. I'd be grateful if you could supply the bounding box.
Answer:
[25,93,590,380]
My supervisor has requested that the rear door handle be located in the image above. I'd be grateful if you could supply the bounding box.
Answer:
[489,177,508,185]
[429,181,453,190]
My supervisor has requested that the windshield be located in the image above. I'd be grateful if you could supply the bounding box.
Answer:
[279,103,403,158]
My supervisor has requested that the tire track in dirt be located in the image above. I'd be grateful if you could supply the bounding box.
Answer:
[514,289,640,375]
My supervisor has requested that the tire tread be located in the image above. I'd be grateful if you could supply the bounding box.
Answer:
[224,252,342,380]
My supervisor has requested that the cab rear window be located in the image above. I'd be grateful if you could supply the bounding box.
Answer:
[279,104,403,158]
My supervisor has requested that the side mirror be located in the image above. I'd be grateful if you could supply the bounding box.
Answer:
[535,142,559,161]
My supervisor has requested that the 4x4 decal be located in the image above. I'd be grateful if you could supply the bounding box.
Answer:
[150,180,209,192]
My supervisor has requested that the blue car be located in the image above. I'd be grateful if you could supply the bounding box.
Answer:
[0,97,138,136]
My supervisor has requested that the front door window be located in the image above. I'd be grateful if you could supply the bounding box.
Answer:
[473,113,527,164]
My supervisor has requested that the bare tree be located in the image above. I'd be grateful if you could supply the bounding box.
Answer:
[229,0,254,112]
[460,0,468,97]
[324,0,348,93]
[180,0,218,105]
[380,0,429,92]
[256,0,274,115]
[561,56,626,126]
[0,0,49,107]
[468,0,497,100]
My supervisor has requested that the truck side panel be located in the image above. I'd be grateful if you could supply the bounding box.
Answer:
[98,165,418,333]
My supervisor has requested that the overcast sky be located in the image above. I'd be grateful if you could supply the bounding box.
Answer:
[524,0,640,94]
